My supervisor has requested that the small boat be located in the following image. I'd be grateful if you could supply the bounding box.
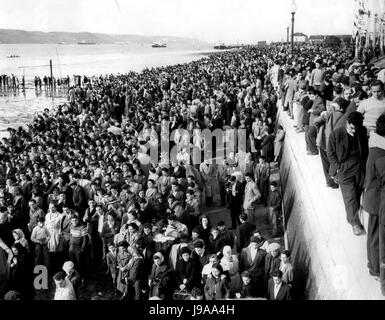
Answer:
[78,40,97,45]
[7,55,20,58]
[152,41,167,48]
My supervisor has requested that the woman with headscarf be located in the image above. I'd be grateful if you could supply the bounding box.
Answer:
[220,245,242,292]
[149,251,171,299]
[62,260,81,299]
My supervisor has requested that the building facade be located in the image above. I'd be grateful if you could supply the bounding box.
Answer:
[293,32,308,43]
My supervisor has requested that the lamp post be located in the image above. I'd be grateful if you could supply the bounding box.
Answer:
[291,0,297,53]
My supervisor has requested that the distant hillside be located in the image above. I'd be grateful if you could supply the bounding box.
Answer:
[0,29,209,47]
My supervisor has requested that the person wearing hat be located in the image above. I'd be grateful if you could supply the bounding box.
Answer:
[62,260,81,298]
[175,246,200,293]
[149,251,171,299]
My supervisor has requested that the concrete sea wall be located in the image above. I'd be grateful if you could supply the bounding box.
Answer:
[278,109,384,300]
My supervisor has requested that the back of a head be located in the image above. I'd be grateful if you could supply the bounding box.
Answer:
[53,271,66,282]
[333,97,350,113]
[347,111,364,128]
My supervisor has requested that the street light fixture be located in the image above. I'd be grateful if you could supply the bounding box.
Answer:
[291,0,297,53]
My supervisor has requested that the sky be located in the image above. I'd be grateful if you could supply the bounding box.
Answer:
[0,0,355,43]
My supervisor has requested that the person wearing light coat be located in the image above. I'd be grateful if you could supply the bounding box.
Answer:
[243,173,261,226]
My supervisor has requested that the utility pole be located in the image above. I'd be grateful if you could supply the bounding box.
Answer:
[49,59,53,89]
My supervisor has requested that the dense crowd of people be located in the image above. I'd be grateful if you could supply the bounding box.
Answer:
[0,40,385,300]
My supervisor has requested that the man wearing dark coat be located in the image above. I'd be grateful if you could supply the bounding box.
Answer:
[235,214,256,254]
[175,247,201,292]
[267,270,291,301]
[239,271,257,298]
[362,114,385,295]
[227,176,244,230]
[71,174,87,219]
[328,112,369,236]
[191,240,211,270]
[217,221,234,249]
[149,251,171,299]
[240,236,266,297]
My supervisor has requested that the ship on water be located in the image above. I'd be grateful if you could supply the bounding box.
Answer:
[213,42,227,50]
[152,41,167,48]
[78,40,97,45]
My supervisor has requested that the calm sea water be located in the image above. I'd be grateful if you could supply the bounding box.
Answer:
[0,43,213,137]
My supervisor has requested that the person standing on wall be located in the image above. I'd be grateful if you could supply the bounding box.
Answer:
[362,115,385,295]
[327,112,369,236]
[306,88,325,156]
